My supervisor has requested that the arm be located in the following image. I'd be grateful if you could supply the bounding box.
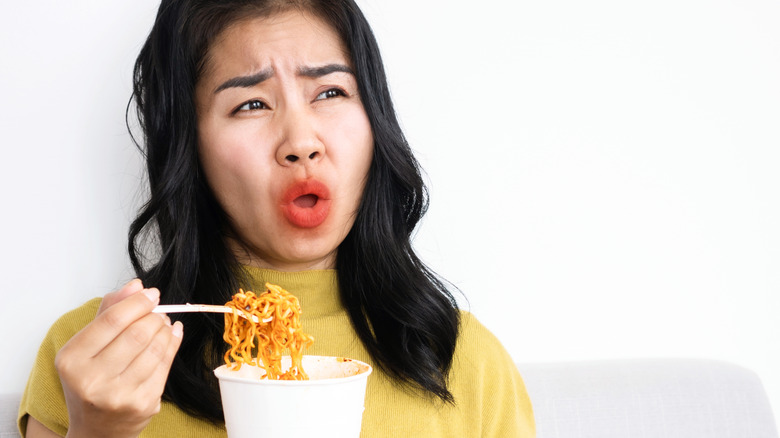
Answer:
[26,416,62,438]
[29,280,183,438]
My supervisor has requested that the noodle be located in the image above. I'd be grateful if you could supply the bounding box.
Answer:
[223,283,314,380]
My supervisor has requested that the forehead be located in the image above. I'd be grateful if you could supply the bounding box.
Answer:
[202,10,350,80]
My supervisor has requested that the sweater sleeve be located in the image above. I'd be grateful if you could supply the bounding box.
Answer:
[18,298,102,437]
[451,312,536,437]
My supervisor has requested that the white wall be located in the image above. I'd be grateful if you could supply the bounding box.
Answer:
[2,0,778,420]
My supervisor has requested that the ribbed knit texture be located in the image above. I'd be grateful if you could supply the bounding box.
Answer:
[19,268,534,437]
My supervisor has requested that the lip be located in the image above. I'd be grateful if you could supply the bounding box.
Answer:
[280,179,332,228]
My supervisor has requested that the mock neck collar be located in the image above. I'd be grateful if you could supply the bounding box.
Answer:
[240,266,342,318]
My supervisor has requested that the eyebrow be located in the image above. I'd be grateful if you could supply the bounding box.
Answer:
[213,63,354,94]
[298,63,353,78]
[214,68,273,93]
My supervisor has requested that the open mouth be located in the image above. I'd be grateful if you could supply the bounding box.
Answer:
[281,180,331,228]
[293,194,319,209]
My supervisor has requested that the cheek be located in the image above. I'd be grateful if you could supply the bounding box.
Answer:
[341,132,374,210]
[198,126,270,205]
[354,116,375,181]
[201,124,254,166]
[329,106,374,173]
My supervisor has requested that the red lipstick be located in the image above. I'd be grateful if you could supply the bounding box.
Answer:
[281,180,331,228]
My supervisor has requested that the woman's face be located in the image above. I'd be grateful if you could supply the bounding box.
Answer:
[195,11,373,271]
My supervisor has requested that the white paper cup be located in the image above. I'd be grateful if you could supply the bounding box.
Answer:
[214,355,372,438]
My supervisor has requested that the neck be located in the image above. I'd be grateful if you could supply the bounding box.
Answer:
[241,266,342,318]
[227,237,337,271]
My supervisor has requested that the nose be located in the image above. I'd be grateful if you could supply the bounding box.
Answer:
[275,110,324,167]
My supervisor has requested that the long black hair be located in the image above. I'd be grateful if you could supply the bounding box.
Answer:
[129,0,460,422]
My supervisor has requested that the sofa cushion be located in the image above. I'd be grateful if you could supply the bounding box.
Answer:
[0,393,21,438]
[517,358,778,438]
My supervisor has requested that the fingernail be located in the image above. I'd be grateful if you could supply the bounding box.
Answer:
[156,312,171,324]
[143,288,160,303]
[119,278,143,295]
[172,321,183,338]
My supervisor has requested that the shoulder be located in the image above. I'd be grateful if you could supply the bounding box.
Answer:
[44,298,102,348]
[449,310,536,437]
[452,310,517,375]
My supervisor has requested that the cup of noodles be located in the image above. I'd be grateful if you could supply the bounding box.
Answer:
[214,355,372,438]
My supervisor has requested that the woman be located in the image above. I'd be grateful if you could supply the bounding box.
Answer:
[19,0,534,436]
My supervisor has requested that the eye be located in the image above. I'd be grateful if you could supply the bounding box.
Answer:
[315,88,347,101]
[235,99,268,113]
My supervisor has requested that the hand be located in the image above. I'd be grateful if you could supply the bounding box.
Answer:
[55,279,183,438]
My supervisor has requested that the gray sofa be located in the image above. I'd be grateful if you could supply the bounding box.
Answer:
[517,358,778,437]
[3,358,777,437]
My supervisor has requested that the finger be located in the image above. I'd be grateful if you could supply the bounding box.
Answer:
[134,322,183,405]
[122,320,183,388]
[96,311,169,372]
[67,288,160,358]
[98,279,144,315]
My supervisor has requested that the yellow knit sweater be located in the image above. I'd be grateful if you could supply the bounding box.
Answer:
[19,268,535,437]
